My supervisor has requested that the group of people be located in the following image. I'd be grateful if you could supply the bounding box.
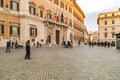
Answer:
[88,41,115,48]
[5,40,43,59]
[63,41,72,48]
[6,40,18,53]
[36,41,42,48]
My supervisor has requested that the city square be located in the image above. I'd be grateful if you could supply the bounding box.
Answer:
[0,0,120,80]
[0,46,120,80]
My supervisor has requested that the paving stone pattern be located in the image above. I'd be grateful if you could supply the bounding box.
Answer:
[0,46,120,80]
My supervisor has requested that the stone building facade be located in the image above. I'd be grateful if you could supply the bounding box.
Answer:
[98,8,120,45]
[0,0,86,46]
[89,31,98,43]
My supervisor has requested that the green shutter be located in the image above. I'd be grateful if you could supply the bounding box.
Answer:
[30,28,32,36]
[35,28,37,36]
[10,26,12,35]
[17,2,19,11]
[1,25,4,34]
[18,27,20,35]
[34,8,36,15]
[1,0,3,7]
[10,1,12,9]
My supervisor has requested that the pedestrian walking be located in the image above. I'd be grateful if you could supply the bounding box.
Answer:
[11,41,14,48]
[6,41,10,53]
[63,41,66,48]
[37,41,39,48]
[108,42,110,48]
[78,40,81,46]
[39,43,42,47]
[25,40,31,59]
[15,40,18,49]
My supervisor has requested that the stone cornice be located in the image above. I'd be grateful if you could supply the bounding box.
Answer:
[0,11,20,17]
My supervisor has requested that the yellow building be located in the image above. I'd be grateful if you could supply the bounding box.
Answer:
[0,0,86,46]
[98,8,120,45]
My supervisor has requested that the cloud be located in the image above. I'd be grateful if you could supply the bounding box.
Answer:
[77,0,120,13]
[85,6,120,32]
[76,0,120,32]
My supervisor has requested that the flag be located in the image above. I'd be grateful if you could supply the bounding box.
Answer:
[61,12,64,23]
[55,6,60,22]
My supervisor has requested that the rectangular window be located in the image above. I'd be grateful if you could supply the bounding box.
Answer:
[61,2,64,9]
[11,1,19,11]
[47,13,52,19]
[104,33,107,38]
[10,26,19,36]
[112,20,114,24]
[29,6,36,15]
[30,28,37,36]
[69,7,72,13]
[0,0,3,7]
[54,0,58,5]
[40,10,43,18]
[12,26,17,35]
[65,5,67,10]
[105,21,107,25]
[112,33,114,38]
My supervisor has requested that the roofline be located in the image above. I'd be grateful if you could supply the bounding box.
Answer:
[74,2,85,18]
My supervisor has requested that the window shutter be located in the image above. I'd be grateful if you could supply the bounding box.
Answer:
[1,25,4,34]
[18,27,20,35]
[10,26,12,35]
[29,6,31,14]
[34,8,36,15]
[30,28,32,36]
[17,3,19,11]
[1,0,3,7]
[10,1,12,9]
[35,28,37,36]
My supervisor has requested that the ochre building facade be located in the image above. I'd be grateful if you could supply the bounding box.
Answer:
[0,0,86,46]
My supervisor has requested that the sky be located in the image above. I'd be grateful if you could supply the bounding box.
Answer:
[76,0,120,32]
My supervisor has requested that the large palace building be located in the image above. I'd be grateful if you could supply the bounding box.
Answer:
[98,8,120,45]
[0,0,86,46]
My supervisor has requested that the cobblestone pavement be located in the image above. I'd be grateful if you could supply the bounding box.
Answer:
[0,45,120,80]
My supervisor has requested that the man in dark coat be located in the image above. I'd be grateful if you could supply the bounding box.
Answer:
[25,40,31,59]
[37,41,39,48]
[6,41,10,53]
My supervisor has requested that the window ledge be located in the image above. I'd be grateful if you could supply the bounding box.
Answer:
[10,10,19,15]
[0,7,3,11]
[11,35,20,37]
